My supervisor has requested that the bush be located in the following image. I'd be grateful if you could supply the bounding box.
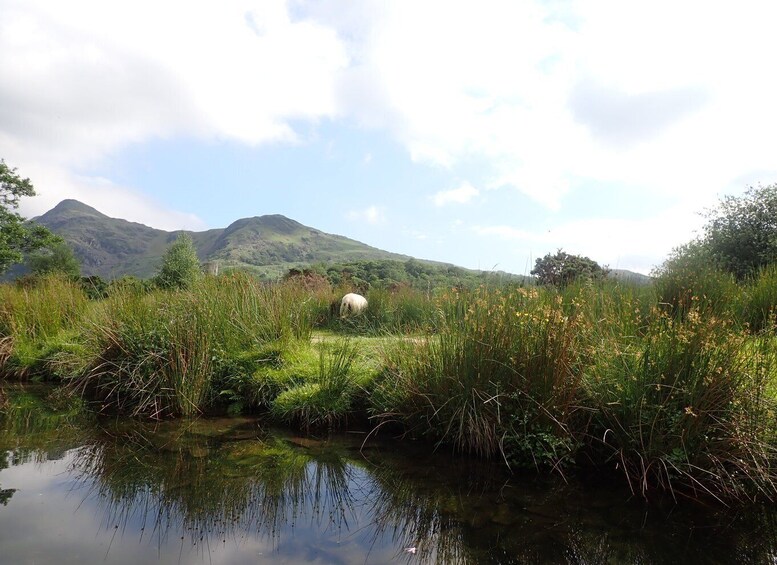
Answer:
[154,233,202,290]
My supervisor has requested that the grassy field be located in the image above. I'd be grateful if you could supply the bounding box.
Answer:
[1,269,776,504]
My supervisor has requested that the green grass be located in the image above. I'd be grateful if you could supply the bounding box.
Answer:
[372,286,588,467]
[0,275,89,378]
[1,270,776,504]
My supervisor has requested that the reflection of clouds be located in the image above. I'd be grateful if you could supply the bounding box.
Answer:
[0,419,775,564]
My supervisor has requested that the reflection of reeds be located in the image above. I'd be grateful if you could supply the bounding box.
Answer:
[69,421,361,551]
[2,398,777,565]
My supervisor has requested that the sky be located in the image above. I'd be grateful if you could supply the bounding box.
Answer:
[2,1,776,276]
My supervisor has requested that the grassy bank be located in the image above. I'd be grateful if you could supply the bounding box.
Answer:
[1,271,776,503]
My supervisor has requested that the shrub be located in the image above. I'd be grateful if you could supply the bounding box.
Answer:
[154,233,202,290]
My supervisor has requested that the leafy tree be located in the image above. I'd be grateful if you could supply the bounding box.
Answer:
[699,184,777,279]
[154,233,202,290]
[0,160,60,273]
[531,249,609,287]
[26,240,80,277]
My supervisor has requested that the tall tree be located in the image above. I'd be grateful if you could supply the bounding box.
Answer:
[0,160,60,273]
[26,240,81,277]
[700,184,777,279]
[531,249,609,287]
[154,233,202,290]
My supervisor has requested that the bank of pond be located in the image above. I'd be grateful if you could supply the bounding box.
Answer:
[0,385,775,564]
[0,270,776,508]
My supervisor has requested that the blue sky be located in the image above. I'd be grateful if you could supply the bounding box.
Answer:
[3,1,777,275]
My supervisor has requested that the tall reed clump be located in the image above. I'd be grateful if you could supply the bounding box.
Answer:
[586,306,777,503]
[0,275,89,378]
[654,264,739,321]
[361,286,439,334]
[372,286,589,469]
[71,272,314,418]
[737,264,777,333]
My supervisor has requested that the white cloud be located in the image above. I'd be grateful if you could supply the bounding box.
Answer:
[1,0,348,227]
[0,0,348,164]
[3,0,777,253]
[314,0,777,211]
[432,182,479,206]
[16,164,207,231]
[347,205,385,225]
[473,202,706,274]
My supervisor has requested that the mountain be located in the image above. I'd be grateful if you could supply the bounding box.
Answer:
[609,268,652,286]
[31,200,415,279]
[27,200,651,284]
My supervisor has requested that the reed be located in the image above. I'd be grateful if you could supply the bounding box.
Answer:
[70,273,315,417]
[737,264,777,333]
[0,275,89,378]
[586,307,777,502]
[271,340,362,430]
[373,285,588,468]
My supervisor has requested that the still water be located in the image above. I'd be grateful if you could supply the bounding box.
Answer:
[0,391,775,564]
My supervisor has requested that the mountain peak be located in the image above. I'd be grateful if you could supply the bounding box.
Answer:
[46,199,106,217]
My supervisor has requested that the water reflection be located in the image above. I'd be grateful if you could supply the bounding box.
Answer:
[0,388,776,564]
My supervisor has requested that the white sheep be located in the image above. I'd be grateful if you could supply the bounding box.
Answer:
[340,293,368,317]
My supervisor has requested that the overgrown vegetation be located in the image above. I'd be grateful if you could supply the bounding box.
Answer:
[531,249,609,287]
[1,269,774,504]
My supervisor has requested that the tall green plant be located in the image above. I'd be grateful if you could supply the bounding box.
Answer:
[737,264,777,333]
[587,308,777,502]
[70,273,315,417]
[154,233,201,290]
[373,286,588,467]
[0,275,88,378]
[271,340,361,430]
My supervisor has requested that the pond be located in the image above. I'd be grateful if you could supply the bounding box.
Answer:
[0,387,775,564]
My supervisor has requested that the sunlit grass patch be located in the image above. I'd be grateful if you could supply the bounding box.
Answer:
[271,340,371,430]
[0,275,89,379]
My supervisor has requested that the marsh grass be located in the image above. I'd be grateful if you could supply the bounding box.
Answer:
[586,307,777,502]
[70,273,314,418]
[737,265,777,333]
[374,286,588,467]
[316,286,439,335]
[654,265,739,321]
[0,275,89,378]
[1,270,776,503]
[271,340,365,430]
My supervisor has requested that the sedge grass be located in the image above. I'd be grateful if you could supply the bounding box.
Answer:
[586,307,777,502]
[0,275,89,378]
[373,285,588,467]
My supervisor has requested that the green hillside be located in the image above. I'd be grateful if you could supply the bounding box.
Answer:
[26,200,649,285]
[31,200,419,279]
